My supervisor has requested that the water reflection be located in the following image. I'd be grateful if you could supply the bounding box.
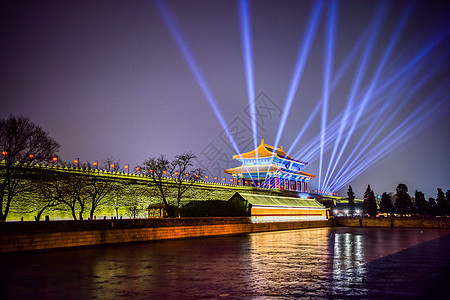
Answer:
[247,228,334,297]
[1,227,450,299]
[329,232,367,297]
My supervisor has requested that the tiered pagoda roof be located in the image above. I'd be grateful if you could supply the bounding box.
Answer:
[233,139,307,164]
[225,139,315,179]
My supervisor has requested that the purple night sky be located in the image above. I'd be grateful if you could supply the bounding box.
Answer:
[1,0,449,199]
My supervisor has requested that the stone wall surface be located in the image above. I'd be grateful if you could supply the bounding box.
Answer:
[2,217,449,253]
[0,218,333,253]
[335,217,450,228]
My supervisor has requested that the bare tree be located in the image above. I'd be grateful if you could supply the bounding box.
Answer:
[0,116,60,221]
[103,157,121,172]
[32,170,64,221]
[86,175,118,220]
[141,152,204,216]
[141,155,171,212]
[171,153,205,212]
[64,173,89,220]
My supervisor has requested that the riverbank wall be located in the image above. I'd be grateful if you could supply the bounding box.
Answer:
[335,217,450,228]
[0,218,333,253]
[2,217,450,253]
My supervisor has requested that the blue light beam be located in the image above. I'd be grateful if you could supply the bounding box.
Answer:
[323,1,409,189]
[330,86,449,191]
[154,0,256,185]
[318,0,338,191]
[322,2,387,189]
[238,0,259,183]
[273,0,324,151]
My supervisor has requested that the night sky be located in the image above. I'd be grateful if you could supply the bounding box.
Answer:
[1,0,449,199]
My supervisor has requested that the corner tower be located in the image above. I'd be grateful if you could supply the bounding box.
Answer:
[224,139,315,191]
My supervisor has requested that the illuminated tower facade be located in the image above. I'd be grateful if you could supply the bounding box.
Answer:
[224,139,315,192]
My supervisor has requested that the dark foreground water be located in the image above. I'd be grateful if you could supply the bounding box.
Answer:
[1,227,450,299]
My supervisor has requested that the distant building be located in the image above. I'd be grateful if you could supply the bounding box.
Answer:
[147,203,169,218]
[224,139,315,192]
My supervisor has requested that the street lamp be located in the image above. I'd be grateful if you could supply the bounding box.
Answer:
[74,158,79,168]
[110,164,115,171]
[93,160,98,169]
[52,156,58,166]
[125,164,129,173]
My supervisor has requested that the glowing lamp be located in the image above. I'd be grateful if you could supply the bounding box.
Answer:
[93,161,98,166]
[214,177,217,180]
[150,169,153,172]
[125,165,129,169]
[222,178,225,181]
[1,151,6,156]
[74,159,79,164]
[205,176,208,179]
[52,157,58,162]
[163,170,166,174]
[136,167,140,171]
[110,164,115,169]
[185,173,189,176]
[174,172,178,175]
[195,174,199,178]
[230,179,233,182]
[29,154,34,159]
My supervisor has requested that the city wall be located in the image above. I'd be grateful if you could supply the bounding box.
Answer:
[2,217,450,253]
[0,218,332,253]
[335,217,450,228]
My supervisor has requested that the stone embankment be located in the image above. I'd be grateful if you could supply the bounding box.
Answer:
[2,217,449,253]
[0,218,332,253]
[335,217,450,228]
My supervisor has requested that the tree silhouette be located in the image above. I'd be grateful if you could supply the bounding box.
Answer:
[395,183,412,216]
[347,185,355,216]
[0,116,60,221]
[427,197,437,216]
[141,152,204,217]
[363,185,377,216]
[436,188,448,216]
[379,192,394,215]
[414,190,427,216]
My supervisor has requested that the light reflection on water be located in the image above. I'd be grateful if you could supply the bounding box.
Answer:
[1,227,450,299]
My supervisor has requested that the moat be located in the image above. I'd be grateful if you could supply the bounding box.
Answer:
[1,227,450,299]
